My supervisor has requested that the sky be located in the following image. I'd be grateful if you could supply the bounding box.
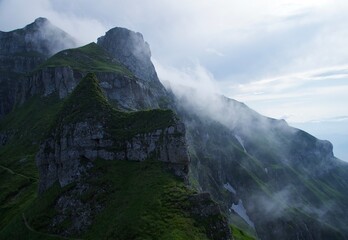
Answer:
[0,0,347,160]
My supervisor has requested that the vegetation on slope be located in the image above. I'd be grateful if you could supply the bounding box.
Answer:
[54,73,176,139]
[0,73,224,240]
[37,42,133,76]
[0,95,62,231]
[230,225,255,240]
[18,160,209,240]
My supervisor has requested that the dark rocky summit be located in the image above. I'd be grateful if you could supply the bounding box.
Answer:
[0,17,76,117]
[97,27,159,83]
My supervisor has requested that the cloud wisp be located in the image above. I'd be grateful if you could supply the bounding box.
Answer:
[224,65,348,123]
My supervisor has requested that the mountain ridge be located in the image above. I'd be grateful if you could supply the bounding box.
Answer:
[0,18,347,240]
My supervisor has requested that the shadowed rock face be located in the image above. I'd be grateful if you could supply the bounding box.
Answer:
[36,120,190,193]
[36,74,189,193]
[15,66,169,111]
[97,27,159,83]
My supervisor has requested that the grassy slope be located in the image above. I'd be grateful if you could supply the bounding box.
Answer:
[0,95,62,231]
[1,160,212,240]
[37,42,133,76]
[230,225,255,240]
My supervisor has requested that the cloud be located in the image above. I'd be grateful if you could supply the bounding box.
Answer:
[2,0,346,75]
[0,0,107,45]
[224,65,348,123]
[205,48,224,57]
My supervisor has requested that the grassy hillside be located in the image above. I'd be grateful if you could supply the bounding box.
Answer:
[37,42,133,76]
[0,94,62,231]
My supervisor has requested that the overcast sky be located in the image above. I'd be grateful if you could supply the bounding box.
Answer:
[0,0,347,160]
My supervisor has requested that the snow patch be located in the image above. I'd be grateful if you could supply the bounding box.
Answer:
[231,199,255,228]
[223,182,236,194]
[264,168,268,174]
[235,135,247,153]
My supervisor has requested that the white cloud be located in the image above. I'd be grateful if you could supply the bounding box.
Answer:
[224,65,348,123]
[0,0,107,45]
[205,48,224,57]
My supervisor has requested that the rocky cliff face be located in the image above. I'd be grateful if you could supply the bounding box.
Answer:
[36,73,189,193]
[97,27,160,83]
[33,74,230,239]
[15,66,168,111]
[16,66,79,103]
[13,41,169,111]
[36,119,189,193]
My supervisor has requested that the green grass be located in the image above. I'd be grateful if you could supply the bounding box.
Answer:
[230,225,255,240]
[0,94,63,232]
[54,73,177,141]
[20,160,210,240]
[37,42,133,76]
[83,160,209,240]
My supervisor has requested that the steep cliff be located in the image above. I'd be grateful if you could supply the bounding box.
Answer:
[97,27,159,83]
[36,73,189,192]
[16,42,169,111]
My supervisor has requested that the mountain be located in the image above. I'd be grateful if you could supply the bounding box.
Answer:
[174,95,348,239]
[0,20,231,240]
[0,17,77,117]
[0,18,347,240]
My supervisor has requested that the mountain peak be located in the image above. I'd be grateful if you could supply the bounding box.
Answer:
[0,17,76,57]
[33,17,49,25]
[24,17,51,32]
[97,27,159,82]
[58,73,112,125]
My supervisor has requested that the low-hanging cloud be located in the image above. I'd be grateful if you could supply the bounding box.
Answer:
[0,0,107,46]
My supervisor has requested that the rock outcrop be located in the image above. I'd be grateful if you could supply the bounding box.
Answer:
[36,73,189,193]
[189,193,232,240]
[97,27,160,83]
[36,119,189,193]
[14,41,169,111]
